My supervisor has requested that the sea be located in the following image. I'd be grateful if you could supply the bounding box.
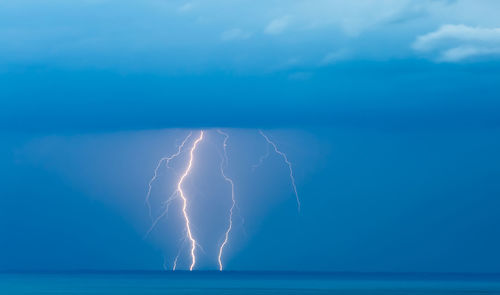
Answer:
[1,271,500,294]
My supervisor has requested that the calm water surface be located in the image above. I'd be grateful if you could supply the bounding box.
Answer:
[1,272,500,294]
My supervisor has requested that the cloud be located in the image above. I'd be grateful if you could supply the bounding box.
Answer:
[177,2,195,13]
[264,16,291,35]
[439,46,500,62]
[292,0,455,37]
[321,49,350,65]
[2,0,500,70]
[220,28,251,41]
[413,24,500,61]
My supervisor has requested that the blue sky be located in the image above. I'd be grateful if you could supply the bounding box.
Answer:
[1,1,500,272]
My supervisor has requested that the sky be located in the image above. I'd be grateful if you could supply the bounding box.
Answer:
[1,0,500,131]
[1,0,500,272]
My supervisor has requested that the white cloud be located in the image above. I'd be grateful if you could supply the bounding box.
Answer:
[290,0,454,36]
[439,46,500,62]
[413,25,500,51]
[220,28,251,41]
[264,16,291,35]
[413,24,500,61]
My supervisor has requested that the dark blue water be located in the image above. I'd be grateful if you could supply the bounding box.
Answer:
[1,272,500,294]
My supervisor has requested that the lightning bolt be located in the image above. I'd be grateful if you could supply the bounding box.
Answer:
[171,238,185,271]
[252,139,270,171]
[258,130,300,213]
[216,130,236,271]
[145,132,192,222]
[163,251,181,271]
[143,190,178,239]
[145,129,301,270]
[172,250,180,271]
[177,130,204,271]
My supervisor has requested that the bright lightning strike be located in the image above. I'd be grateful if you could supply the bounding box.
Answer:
[258,130,301,213]
[171,239,185,271]
[145,129,302,270]
[177,130,204,271]
[145,132,192,222]
[144,190,178,239]
[172,254,179,271]
[216,130,236,271]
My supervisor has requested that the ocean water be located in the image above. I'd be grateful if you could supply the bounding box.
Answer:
[1,272,500,294]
